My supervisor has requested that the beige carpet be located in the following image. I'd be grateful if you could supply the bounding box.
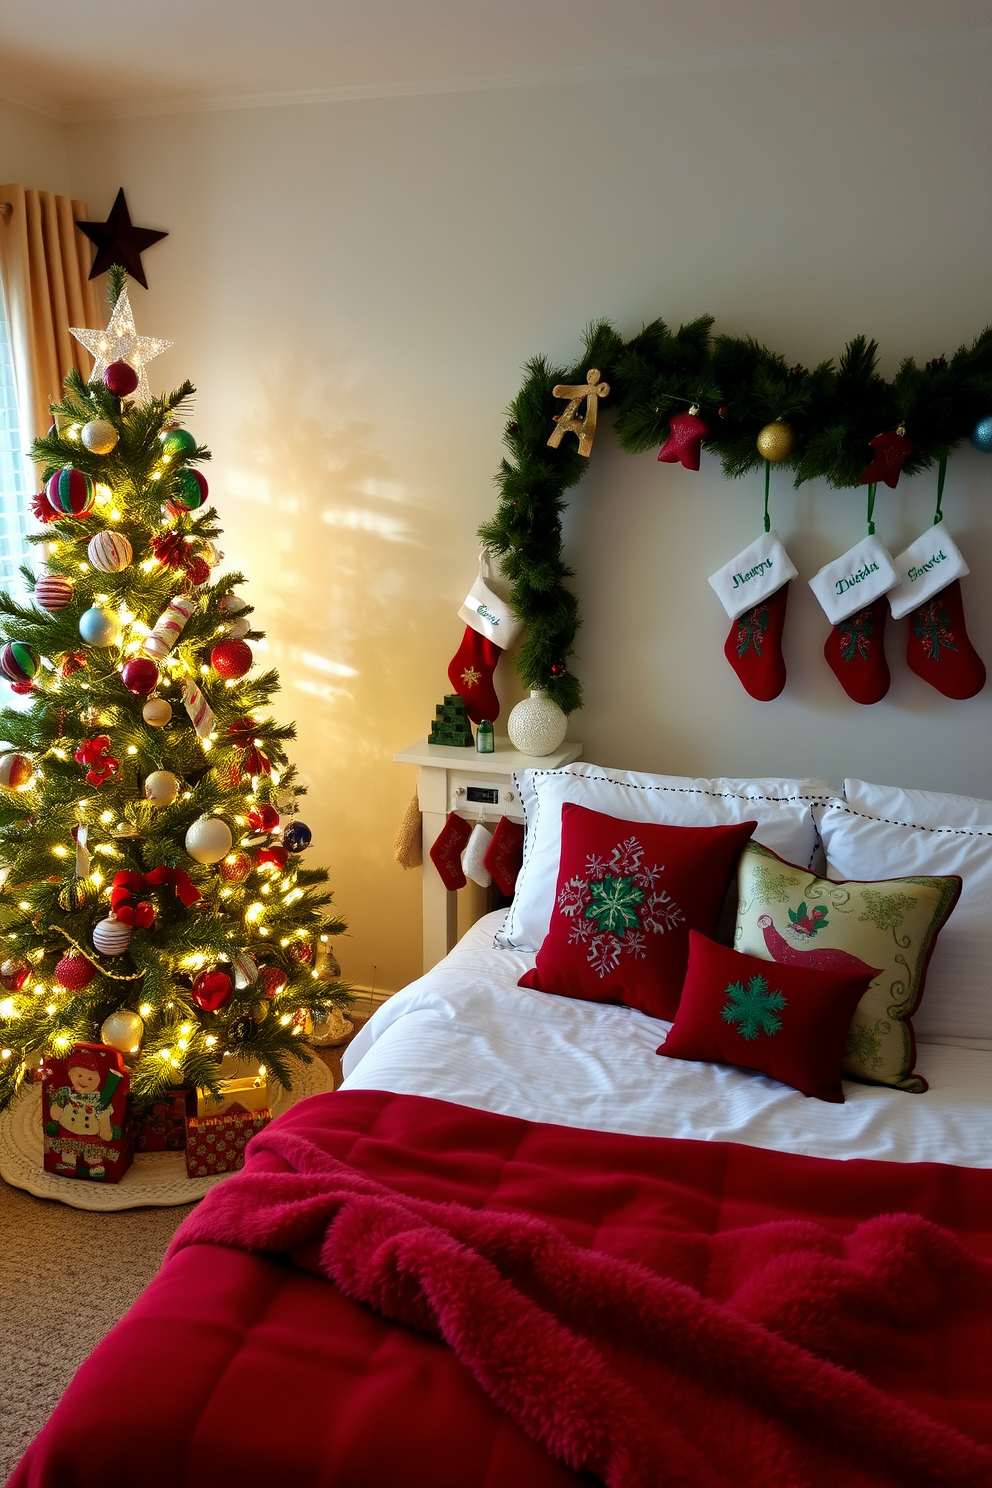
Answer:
[1,1036,360,1485]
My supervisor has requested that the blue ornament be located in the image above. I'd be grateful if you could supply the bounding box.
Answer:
[971,415,992,454]
[79,604,122,648]
[283,821,312,854]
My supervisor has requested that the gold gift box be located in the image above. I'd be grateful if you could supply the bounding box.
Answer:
[196,1074,268,1118]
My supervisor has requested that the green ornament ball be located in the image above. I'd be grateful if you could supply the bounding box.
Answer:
[162,428,197,459]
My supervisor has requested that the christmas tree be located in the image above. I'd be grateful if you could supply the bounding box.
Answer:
[0,266,350,1114]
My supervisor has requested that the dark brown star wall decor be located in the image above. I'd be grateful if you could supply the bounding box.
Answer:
[75,188,168,288]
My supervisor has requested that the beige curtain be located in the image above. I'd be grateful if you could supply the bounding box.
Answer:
[0,184,102,443]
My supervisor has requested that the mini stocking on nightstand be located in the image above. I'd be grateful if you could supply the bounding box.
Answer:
[447,627,502,724]
[484,816,525,896]
[824,599,890,704]
[724,585,789,701]
[429,813,472,891]
[461,822,494,888]
[906,580,986,699]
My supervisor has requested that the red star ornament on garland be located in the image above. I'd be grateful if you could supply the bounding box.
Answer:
[860,427,914,489]
[75,188,168,289]
[657,406,710,471]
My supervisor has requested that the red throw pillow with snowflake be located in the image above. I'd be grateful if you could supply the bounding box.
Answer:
[518,804,758,1019]
[658,931,879,1102]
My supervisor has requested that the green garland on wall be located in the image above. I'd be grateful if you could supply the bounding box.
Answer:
[479,316,992,715]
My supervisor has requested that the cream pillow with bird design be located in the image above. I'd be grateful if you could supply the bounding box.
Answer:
[734,842,961,1093]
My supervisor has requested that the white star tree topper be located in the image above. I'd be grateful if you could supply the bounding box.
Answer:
[70,285,172,403]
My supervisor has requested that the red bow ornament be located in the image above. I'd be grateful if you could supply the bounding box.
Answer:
[30,491,59,526]
[110,866,202,929]
[225,717,271,779]
[74,735,120,787]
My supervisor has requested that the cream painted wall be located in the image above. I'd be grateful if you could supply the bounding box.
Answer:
[55,35,992,995]
[0,97,70,194]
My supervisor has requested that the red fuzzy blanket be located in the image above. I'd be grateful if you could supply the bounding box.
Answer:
[168,1120,992,1488]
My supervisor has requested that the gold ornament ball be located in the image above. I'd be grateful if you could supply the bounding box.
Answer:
[81,419,119,455]
[756,421,795,463]
[58,880,88,911]
[100,1008,144,1055]
[142,697,173,729]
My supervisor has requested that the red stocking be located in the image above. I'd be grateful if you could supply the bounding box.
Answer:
[824,600,890,705]
[906,580,986,699]
[429,812,472,891]
[483,816,525,897]
[724,586,788,701]
[447,627,502,724]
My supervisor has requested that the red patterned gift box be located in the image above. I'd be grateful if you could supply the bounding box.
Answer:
[133,1088,195,1152]
[184,1104,271,1177]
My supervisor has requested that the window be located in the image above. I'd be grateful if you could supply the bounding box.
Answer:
[0,285,32,596]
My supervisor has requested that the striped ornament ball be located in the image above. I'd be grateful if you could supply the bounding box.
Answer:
[34,575,74,612]
[87,531,133,574]
[45,467,95,518]
[0,641,41,684]
[92,917,133,957]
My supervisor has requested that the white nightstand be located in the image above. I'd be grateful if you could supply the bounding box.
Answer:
[394,736,582,971]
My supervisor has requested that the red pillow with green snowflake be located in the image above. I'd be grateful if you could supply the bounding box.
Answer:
[658,931,879,1102]
[518,804,757,1020]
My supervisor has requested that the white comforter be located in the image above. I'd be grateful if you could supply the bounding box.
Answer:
[342,912,992,1168]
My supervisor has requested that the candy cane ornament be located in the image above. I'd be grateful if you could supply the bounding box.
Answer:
[181,678,216,739]
[143,597,198,660]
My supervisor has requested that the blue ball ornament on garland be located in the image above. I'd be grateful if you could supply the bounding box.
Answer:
[971,415,992,454]
[283,821,312,853]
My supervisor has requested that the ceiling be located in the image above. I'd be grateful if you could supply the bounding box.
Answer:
[2,0,990,121]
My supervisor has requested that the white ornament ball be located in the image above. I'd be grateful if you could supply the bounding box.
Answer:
[506,690,568,757]
[87,531,133,574]
[224,616,251,640]
[142,697,172,728]
[93,916,133,957]
[218,592,247,616]
[233,951,259,990]
[100,1008,143,1055]
[144,769,180,808]
[79,603,122,647]
[81,419,119,455]
[185,815,233,864]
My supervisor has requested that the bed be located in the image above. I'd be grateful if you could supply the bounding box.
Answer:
[10,766,992,1488]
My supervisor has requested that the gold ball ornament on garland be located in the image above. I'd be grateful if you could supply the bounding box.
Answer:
[144,770,180,808]
[185,814,234,864]
[93,916,133,956]
[81,419,119,455]
[142,697,172,728]
[756,421,795,463]
[87,531,133,574]
[34,575,74,612]
[100,1008,144,1055]
[0,752,33,789]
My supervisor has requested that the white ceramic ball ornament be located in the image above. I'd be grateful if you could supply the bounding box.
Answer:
[87,531,133,574]
[142,697,172,728]
[223,616,251,640]
[81,419,119,455]
[79,603,122,647]
[185,814,234,864]
[506,690,568,757]
[93,916,133,956]
[144,770,180,808]
[100,1008,144,1054]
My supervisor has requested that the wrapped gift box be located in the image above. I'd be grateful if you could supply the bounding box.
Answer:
[185,1105,270,1177]
[42,1042,133,1183]
[196,1074,268,1118]
[133,1088,194,1151]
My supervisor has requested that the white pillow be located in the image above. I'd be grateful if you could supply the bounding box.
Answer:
[495,763,829,952]
[844,778,992,832]
[818,798,992,1044]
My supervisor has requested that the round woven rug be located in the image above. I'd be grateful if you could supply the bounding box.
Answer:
[0,1055,333,1211]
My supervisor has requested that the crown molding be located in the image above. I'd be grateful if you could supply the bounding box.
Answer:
[2,23,990,126]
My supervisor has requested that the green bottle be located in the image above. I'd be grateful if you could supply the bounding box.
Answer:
[476,719,494,753]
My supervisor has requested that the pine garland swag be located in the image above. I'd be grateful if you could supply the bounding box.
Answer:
[481,317,992,715]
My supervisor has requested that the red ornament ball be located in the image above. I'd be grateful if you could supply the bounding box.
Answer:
[103,361,139,396]
[219,851,252,884]
[247,802,279,833]
[120,657,160,695]
[289,940,314,966]
[211,638,252,679]
[256,845,288,870]
[0,958,30,991]
[186,556,211,587]
[54,954,97,991]
[257,966,287,999]
[191,967,234,1012]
